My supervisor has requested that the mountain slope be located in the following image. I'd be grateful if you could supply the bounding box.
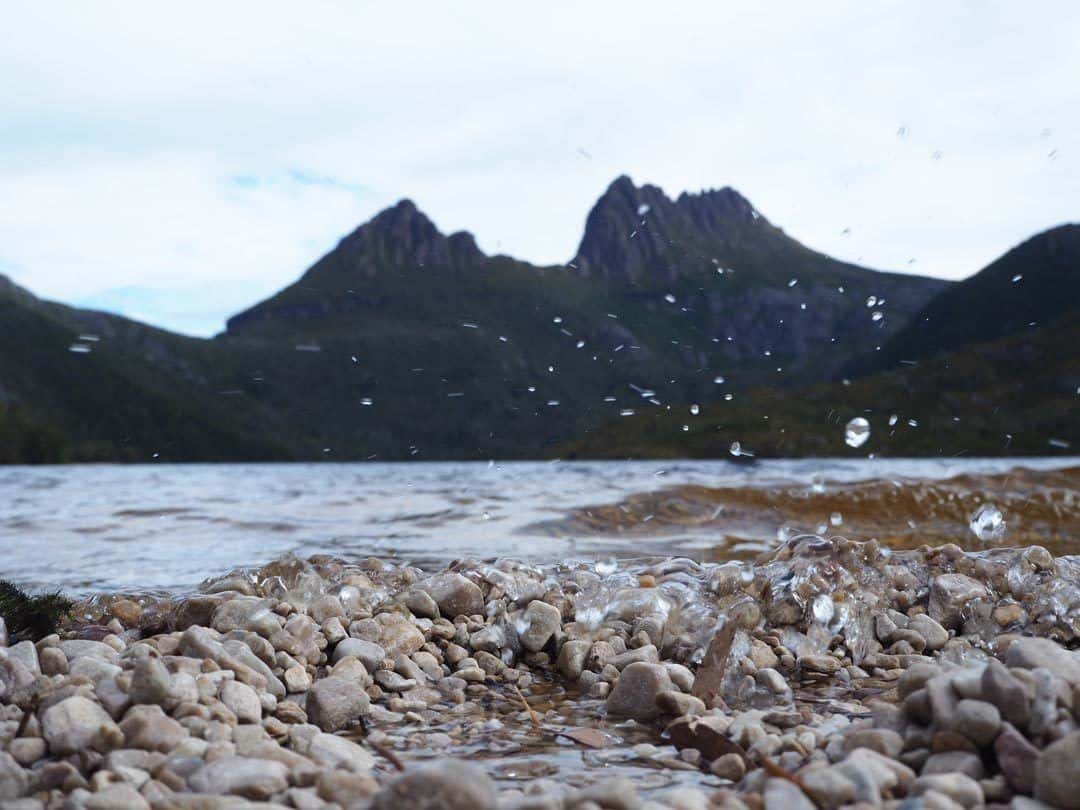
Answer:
[4,176,1069,464]
[561,309,1080,459]
[216,179,948,459]
[0,277,304,462]
[850,224,1080,375]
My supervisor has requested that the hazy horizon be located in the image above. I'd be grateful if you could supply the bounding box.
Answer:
[2,1,1078,336]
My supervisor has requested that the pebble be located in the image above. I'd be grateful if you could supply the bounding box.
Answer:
[371,761,496,810]
[517,600,562,652]
[1035,731,1080,809]
[41,696,122,755]
[305,676,371,732]
[605,662,674,721]
[929,574,989,630]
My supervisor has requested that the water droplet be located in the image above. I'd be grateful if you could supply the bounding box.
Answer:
[888,414,898,426]
[690,404,700,415]
[811,474,826,494]
[865,296,878,308]
[360,397,374,406]
[871,311,883,322]
[637,203,651,216]
[619,409,635,417]
[844,417,871,448]
[576,340,585,348]
[713,375,725,384]
[482,511,491,520]
[969,503,1006,544]
[908,419,918,427]
[664,294,677,304]
[729,441,742,456]
[830,512,843,526]
[682,424,689,432]
[812,594,835,624]
[553,316,562,323]
[1012,274,1023,283]
[723,393,734,401]
[595,558,618,576]
[787,278,798,287]
[68,343,92,354]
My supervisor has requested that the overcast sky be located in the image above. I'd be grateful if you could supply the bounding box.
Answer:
[1,2,1077,336]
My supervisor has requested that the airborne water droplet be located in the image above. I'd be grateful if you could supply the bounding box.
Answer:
[830,512,843,526]
[690,404,700,415]
[844,417,871,448]
[871,311,883,322]
[664,294,677,304]
[713,375,725,384]
[969,503,1006,544]
[865,296,877,308]
[729,441,741,456]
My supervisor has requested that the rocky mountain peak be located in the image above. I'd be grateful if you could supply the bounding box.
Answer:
[570,176,767,282]
[331,199,485,274]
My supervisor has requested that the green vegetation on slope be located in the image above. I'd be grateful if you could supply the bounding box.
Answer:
[561,312,1080,459]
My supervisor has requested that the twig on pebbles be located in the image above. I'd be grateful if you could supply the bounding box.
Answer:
[512,683,542,726]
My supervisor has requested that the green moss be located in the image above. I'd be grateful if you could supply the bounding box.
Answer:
[0,581,74,642]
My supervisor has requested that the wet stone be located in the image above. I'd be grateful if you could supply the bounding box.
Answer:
[1035,731,1080,809]
[371,761,496,810]
[606,662,674,721]
[305,676,371,732]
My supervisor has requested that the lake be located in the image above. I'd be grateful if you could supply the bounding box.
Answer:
[1,457,1077,594]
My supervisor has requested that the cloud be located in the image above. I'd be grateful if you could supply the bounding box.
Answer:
[0,1,1077,334]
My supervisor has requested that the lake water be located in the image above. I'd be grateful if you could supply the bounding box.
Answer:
[1,457,1077,595]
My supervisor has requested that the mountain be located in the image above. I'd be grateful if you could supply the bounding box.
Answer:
[214,177,946,459]
[561,307,1080,459]
[0,276,302,463]
[850,224,1080,375]
[2,175,1070,464]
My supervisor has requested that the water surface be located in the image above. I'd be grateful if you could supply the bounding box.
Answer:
[1,458,1076,594]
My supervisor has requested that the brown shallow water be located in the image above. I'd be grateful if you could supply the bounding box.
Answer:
[531,465,1080,560]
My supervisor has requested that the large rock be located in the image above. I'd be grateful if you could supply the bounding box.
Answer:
[118,704,187,752]
[58,639,119,665]
[606,662,674,722]
[41,696,123,755]
[379,620,426,657]
[422,573,484,618]
[307,732,377,772]
[764,777,816,810]
[129,656,171,706]
[517,600,562,652]
[221,680,262,723]
[332,638,385,671]
[371,761,496,810]
[982,659,1031,729]
[952,699,1000,747]
[1005,638,1080,687]
[995,722,1039,795]
[211,597,281,637]
[1035,731,1080,809]
[928,574,989,630]
[0,751,29,800]
[187,756,289,800]
[306,676,370,732]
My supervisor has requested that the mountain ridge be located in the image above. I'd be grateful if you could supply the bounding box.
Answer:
[0,176,1072,462]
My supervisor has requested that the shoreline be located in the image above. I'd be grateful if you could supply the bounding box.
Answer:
[1,538,1078,808]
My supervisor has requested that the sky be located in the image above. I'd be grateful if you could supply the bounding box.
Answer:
[1,2,1077,337]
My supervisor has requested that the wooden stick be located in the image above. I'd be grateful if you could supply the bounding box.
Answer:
[512,683,541,726]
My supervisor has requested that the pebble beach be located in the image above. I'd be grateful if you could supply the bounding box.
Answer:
[2,535,1080,809]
